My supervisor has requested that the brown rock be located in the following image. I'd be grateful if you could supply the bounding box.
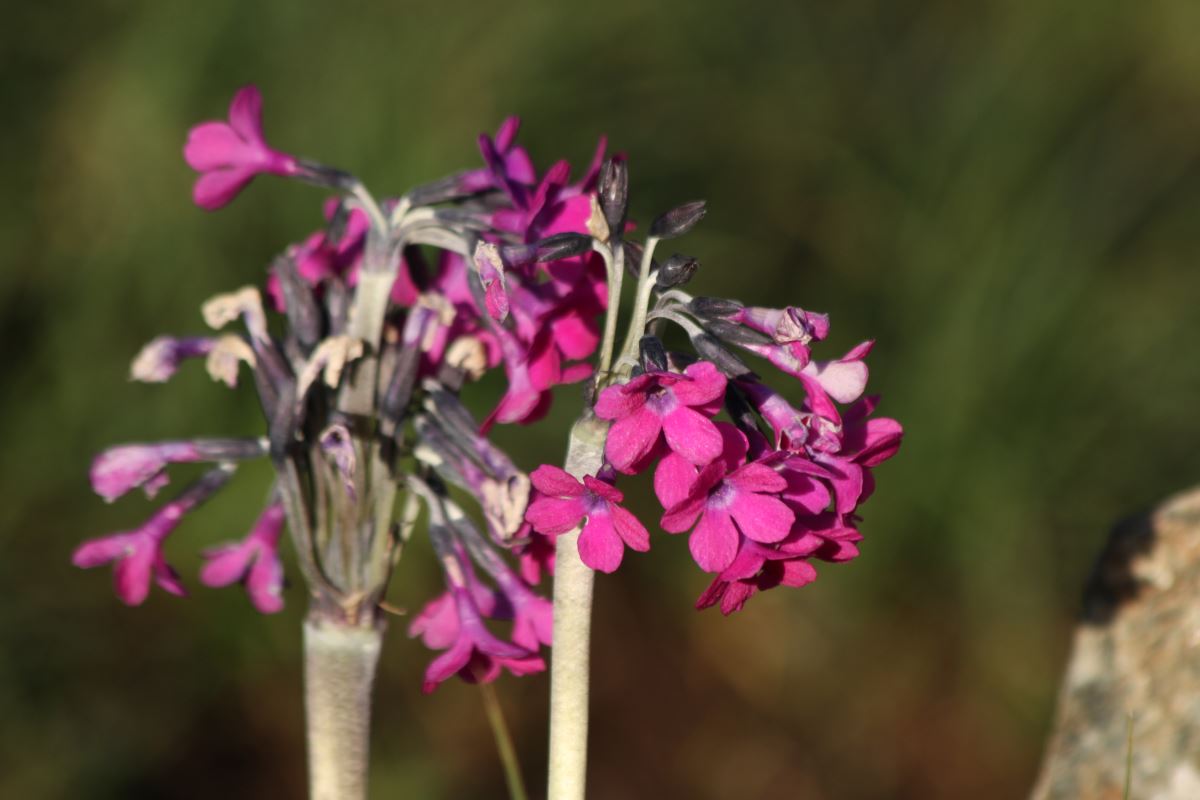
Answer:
[1032,488,1200,800]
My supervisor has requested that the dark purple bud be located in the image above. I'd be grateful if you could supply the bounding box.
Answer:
[639,336,668,373]
[689,296,744,319]
[273,255,322,349]
[598,157,629,238]
[325,279,350,335]
[703,318,773,346]
[691,333,755,379]
[499,243,538,267]
[655,254,700,289]
[534,232,593,262]
[649,200,707,239]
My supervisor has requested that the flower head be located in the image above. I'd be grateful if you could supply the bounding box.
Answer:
[525,465,649,573]
[183,85,303,210]
[200,502,287,613]
[595,360,727,474]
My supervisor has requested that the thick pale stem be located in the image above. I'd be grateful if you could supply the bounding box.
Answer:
[547,415,609,800]
[304,615,384,800]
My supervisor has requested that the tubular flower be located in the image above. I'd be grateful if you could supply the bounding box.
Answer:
[183,85,306,210]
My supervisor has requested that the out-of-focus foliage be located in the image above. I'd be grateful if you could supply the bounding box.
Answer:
[3,1,1200,797]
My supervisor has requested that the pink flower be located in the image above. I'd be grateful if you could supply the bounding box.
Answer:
[71,527,185,607]
[658,424,795,573]
[200,502,286,614]
[595,360,728,474]
[90,442,202,502]
[525,466,649,573]
[183,85,302,210]
[418,585,543,693]
[73,465,233,605]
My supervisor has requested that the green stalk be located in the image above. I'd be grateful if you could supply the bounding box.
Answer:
[480,683,530,800]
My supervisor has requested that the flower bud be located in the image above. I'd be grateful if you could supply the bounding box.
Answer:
[598,157,629,237]
[534,232,593,262]
[689,296,744,319]
[690,333,755,378]
[703,318,773,346]
[639,336,668,373]
[649,200,706,239]
[655,254,700,289]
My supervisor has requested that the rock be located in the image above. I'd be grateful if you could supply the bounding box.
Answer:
[1032,487,1200,800]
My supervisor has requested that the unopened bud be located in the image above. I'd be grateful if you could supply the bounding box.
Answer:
[649,200,706,239]
[655,254,700,289]
[703,318,772,346]
[691,333,754,379]
[534,232,593,262]
[639,336,668,373]
[273,255,322,349]
[598,157,629,238]
[689,296,744,319]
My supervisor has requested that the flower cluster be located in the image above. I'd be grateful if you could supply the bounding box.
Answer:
[74,86,609,692]
[75,83,901,700]
[521,171,903,614]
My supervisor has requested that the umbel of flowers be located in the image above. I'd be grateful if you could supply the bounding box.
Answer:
[73,86,901,800]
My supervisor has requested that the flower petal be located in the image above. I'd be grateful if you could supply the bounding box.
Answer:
[577,510,624,573]
[604,407,662,473]
[689,509,740,572]
[729,491,794,544]
[672,361,727,406]
[662,406,723,465]
[525,496,586,535]
[529,464,584,497]
[610,504,650,552]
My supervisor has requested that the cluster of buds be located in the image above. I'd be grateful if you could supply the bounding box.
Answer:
[74,84,901,699]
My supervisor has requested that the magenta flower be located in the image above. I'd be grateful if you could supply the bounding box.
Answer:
[90,442,204,502]
[183,85,302,210]
[525,466,649,573]
[73,465,233,605]
[658,424,795,573]
[595,360,728,474]
[418,587,544,694]
[90,438,266,503]
[200,502,286,614]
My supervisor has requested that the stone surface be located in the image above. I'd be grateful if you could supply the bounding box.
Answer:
[1032,487,1200,800]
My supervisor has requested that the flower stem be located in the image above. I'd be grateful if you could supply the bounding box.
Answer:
[547,414,609,800]
[303,614,384,800]
[480,683,530,800]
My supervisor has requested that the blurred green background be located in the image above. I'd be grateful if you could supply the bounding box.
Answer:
[5,0,1200,797]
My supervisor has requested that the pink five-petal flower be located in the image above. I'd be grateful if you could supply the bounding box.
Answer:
[595,360,728,474]
[659,424,795,573]
[525,465,649,573]
[416,578,543,693]
[199,502,286,614]
[183,85,301,210]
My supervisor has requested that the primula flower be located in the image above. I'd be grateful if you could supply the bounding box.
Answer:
[73,465,233,605]
[183,85,302,210]
[525,465,649,573]
[200,501,287,614]
[595,360,727,474]
[657,424,795,573]
[90,438,265,502]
